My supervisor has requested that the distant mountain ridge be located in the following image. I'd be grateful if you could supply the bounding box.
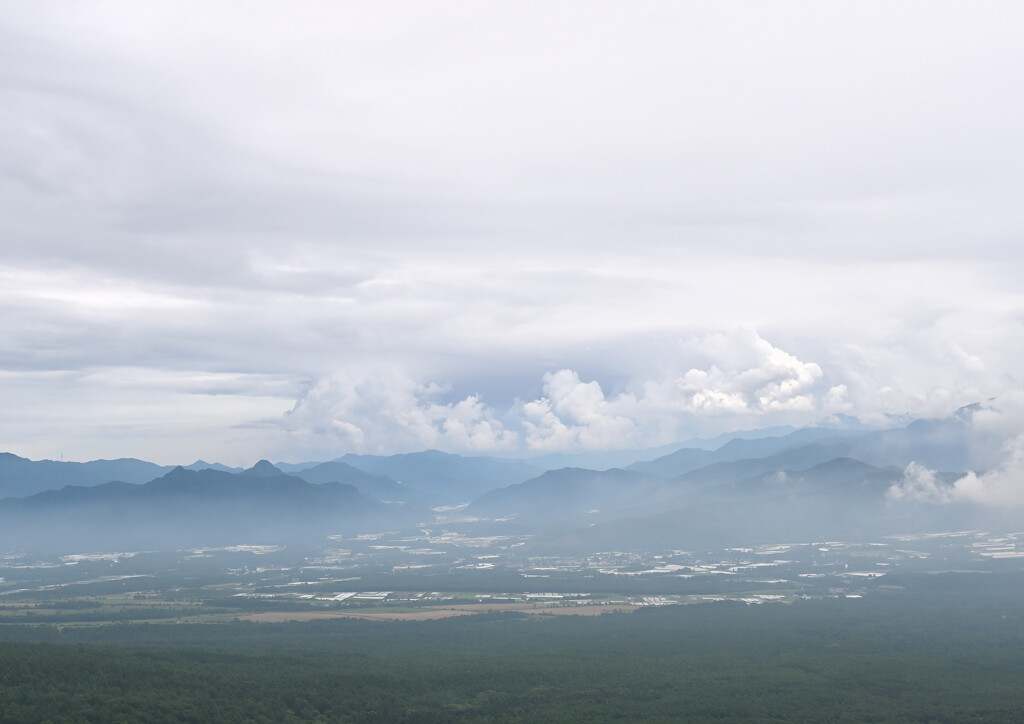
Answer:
[0,405,1010,555]
[628,411,996,480]
[335,450,542,504]
[184,460,242,473]
[0,411,966,501]
[290,461,427,505]
[0,462,408,553]
[466,467,662,524]
[0,453,172,498]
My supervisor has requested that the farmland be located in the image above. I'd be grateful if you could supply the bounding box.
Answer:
[1,527,1022,626]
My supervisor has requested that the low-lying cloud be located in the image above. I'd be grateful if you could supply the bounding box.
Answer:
[283,329,830,455]
[888,432,1024,508]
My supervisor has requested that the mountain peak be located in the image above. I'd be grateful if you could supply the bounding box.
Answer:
[243,460,284,477]
[953,399,995,423]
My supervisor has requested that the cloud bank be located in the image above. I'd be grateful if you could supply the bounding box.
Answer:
[282,329,833,456]
[282,370,518,456]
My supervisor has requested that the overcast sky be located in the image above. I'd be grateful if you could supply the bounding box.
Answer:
[2,2,1023,465]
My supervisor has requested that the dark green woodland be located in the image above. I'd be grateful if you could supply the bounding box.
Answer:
[3,575,1023,723]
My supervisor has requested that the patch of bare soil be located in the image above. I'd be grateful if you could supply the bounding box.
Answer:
[242,603,639,622]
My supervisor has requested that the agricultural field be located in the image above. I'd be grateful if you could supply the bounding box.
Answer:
[1,528,1021,626]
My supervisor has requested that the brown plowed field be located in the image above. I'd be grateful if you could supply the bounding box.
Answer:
[242,603,639,622]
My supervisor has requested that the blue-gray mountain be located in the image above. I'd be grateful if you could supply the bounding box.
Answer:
[0,406,1011,555]
[0,453,172,498]
[0,463,413,554]
[334,450,542,502]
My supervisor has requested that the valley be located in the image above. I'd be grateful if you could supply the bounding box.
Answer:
[2,527,1020,627]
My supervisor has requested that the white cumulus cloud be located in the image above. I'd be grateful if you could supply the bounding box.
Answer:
[520,329,825,451]
[521,370,641,451]
[887,434,1024,508]
[886,462,956,504]
[282,370,517,456]
[642,328,824,416]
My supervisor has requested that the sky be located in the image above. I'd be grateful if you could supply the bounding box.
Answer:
[2,1,1023,466]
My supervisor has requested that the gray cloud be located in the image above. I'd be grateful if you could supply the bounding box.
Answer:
[2,3,1024,463]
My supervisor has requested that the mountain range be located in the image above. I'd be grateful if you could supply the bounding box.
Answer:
[0,406,1011,554]
[0,461,406,552]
